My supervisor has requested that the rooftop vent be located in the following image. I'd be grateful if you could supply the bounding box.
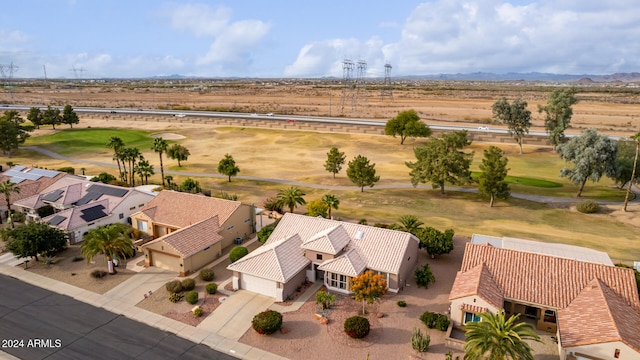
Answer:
[355,230,364,240]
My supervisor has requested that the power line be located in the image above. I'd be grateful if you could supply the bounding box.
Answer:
[381,63,393,101]
[0,61,19,103]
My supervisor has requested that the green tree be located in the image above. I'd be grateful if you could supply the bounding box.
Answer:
[107,136,126,181]
[180,178,201,193]
[492,98,531,154]
[478,145,511,207]
[81,224,135,274]
[217,153,240,182]
[321,194,340,219]
[397,215,423,235]
[0,111,32,157]
[316,290,336,310]
[90,172,117,184]
[558,129,618,197]
[0,180,20,227]
[42,106,62,129]
[350,270,388,315]
[385,109,431,144]
[167,143,190,167]
[276,186,306,213]
[406,130,473,194]
[306,199,329,218]
[152,137,168,187]
[416,227,454,257]
[464,311,541,360]
[229,246,249,262]
[324,147,346,178]
[538,87,578,149]
[346,155,380,192]
[61,104,79,128]
[27,107,43,129]
[623,132,640,212]
[134,157,154,185]
[120,147,142,186]
[4,222,68,261]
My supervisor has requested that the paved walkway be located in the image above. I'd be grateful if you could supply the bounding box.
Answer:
[103,267,178,305]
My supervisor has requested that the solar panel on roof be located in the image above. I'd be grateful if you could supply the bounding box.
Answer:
[29,168,59,178]
[13,172,42,181]
[48,215,66,226]
[87,184,128,198]
[4,169,23,177]
[12,165,25,171]
[79,205,108,222]
[76,192,101,205]
[42,189,64,202]
[8,177,25,184]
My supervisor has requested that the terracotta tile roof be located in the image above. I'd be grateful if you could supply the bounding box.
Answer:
[145,216,223,257]
[449,263,504,309]
[458,243,640,309]
[558,279,640,352]
[460,303,488,314]
[302,225,351,255]
[136,191,241,228]
[227,234,310,283]
[318,248,367,277]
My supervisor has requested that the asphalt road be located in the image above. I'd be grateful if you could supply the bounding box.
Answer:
[0,275,236,360]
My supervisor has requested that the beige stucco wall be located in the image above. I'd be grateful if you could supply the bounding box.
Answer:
[449,296,500,327]
[281,267,308,301]
[394,237,419,291]
[562,341,638,360]
[218,203,253,248]
[143,240,182,272]
[304,249,336,263]
[183,242,222,275]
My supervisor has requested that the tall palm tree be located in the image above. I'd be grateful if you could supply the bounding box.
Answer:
[0,180,20,228]
[134,158,154,185]
[121,147,141,186]
[81,224,135,274]
[397,215,424,235]
[623,131,640,212]
[276,186,306,213]
[321,194,340,219]
[107,137,125,181]
[464,311,541,360]
[152,137,168,187]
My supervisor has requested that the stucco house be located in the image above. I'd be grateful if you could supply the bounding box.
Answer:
[132,191,254,275]
[227,213,419,302]
[449,238,640,360]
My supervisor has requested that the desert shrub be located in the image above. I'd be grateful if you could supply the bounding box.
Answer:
[344,316,370,339]
[397,300,407,307]
[165,280,183,294]
[185,291,199,305]
[91,269,107,278]
[576,200,599,214]
[72,256,84,262]
[192,306,203,317]
[434,315,450,331]
[181,278,196,291]
[230,246,249,263]
[36,205,55,218]
[263,196,283,213]
[199,268,215,281]
[257,223,276,244]
[420,311,439,328]
[411,328,430,352]
[415,264,436,288]
[316,290,336,310]
[205,283,218,295]
[56,166,75,175]
[9,211,25,223]
[252,310,283,335]
[169,292,184,303]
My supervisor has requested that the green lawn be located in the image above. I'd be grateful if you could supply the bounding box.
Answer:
[25,128,158,156]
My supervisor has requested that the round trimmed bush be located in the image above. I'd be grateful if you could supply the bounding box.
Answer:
[230,246,249,263]
[165,280,183,294]
[420,311,439,328]
[181,278,196,291]
[192,306,203,317]
[576,200,599,214]
[252,310,283,335]
[397,300,407,307]
[205,283,218,295]
[344,316,370,339]
[185,291,199,305]
[199,268,215,282]
[434,315,450,331]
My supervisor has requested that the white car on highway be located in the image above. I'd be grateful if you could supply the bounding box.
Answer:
[478,126,490,130]
[174,113,186,118]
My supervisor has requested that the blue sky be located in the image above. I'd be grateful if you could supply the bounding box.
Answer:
[1,0,639,78]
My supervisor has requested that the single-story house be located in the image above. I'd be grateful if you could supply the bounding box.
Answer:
[132,191,254,274]
[227,213,419,302]
[449,239,640,360]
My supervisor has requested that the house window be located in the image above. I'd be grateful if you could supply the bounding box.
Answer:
[328,273,348,290]
[129,206,136,210]
[138,204,144,208]
[244,218,251,223]
[463,312,482,324]
[543,310,556,323]
[227,225,234,231]
[137,220,148,232]
[119,213,124,219]
[316,254,323,260]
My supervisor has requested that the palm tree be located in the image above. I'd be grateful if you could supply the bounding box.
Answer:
[107,137,125,181]
[623,131,640,212]
[321,194,340,219]
[134,158,154,185]
[276,186,306,213]
[121,147,142,186]
[81,224,135,274]
[397,215,424,235]
[0,180,20,228]
[464,311,541,360]
[152,137,168,187]
[166,144,190,167]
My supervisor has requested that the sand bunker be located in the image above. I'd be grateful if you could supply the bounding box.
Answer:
[151,133,186,140]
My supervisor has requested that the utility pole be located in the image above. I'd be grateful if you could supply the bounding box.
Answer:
[381,63,393,101]
[355,59,367,110]
[340,59,355,114]
[0,61,19,103]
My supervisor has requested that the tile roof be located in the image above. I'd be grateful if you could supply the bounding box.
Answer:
[136,191,241,228]
[227,234,310,283]
[558,279,640,352]
[0,169,67,207]
[302,225,351,255]
[146,216,223,257]
[318,248,367,277]
[460,303,488,314]
[449,263,504,309]
[457,243,640,310]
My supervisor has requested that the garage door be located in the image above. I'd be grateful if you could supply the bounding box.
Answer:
[150,250,181,272]
[241,273,277,299]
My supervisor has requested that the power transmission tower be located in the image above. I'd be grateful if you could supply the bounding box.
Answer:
[0,61,19,103]
[43,64,49,87]
[340,59,355,113]
[381,63,393,101]
[355,59,367,109]
[69,65,86,92]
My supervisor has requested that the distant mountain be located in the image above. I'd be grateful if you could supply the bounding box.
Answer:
[400,72,640,82]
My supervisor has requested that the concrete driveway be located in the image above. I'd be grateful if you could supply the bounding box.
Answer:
[103,267,178,305]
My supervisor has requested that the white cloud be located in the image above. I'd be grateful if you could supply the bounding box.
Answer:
[163,3,232,37]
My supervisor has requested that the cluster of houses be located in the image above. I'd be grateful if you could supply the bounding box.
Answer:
[1,165,639,360]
